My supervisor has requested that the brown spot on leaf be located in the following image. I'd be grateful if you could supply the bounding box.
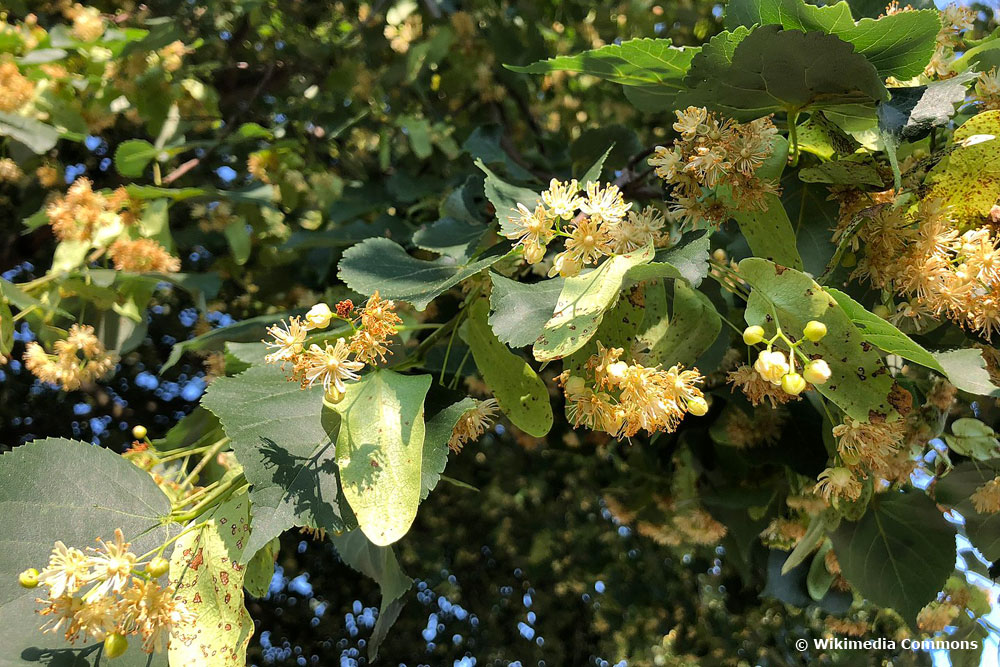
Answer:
[774,264,788,275]
[868,410,887,423]
[887,382,913,416]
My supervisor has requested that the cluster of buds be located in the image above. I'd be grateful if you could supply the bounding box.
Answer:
[501,178,668,278]
[262,292,401,403]
[558,342,707,439]
[648,106,779,226]
[23,324,117,391]
[45,177,147,245]
[742,319,831,397]
[18,530,193,657]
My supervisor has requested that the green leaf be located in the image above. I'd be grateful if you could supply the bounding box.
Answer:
[0,285,13,359]
[338,236,508,311]
[114,138,158,177]
[646,281,721,367]
[475,159,541,233]
[624,230,711,286]
[944,418,1000,461]
[927,110,1000,220]
[724,0,940,79]
[826,288,945,373]
[0,438,176,665]
[933,348,1000,398]
[488,273,564,349]
[224,219,252,265]
[462,299,552,436]
[933,460,1000,560]
[169,494,254,666]
[421,397,477,500]
[732,193,804,270]
[331,530,412,661]
[243,536,279,598]
[329,369,431,546]
[506,38,699,111]
[412,217,486,261]
[831,491,955,626]
[0,111,61,153]
[740,258,907,422]
[798,159,885,187]
[578,145,613,187]
[681,26,888,118]
[533,245,655,362]
[162,311,290,373]
[807,541,836,601]
[202,364,345,561]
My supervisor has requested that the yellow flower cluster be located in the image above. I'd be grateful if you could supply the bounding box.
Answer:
[814,466,863,504]
[502,178,667,277]
[922,4,975,78]
[108,238,181,273]
[637,506,728,547]
[22,530,192,655]
[648,106,779,226]
[46,177,130,242]
[559,342,707,439]
[0,60,34,112]
[23,324,117,391]
[971,476,1000,514]
[833,416,905,477]
[847,200,1000,339]
[975,67,1000,110]
[263,292,401,403]
[447,398,499,452]
[0,157,23,183]
[66,4,106,43]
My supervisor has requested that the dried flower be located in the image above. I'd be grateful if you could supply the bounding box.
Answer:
[23,324,116,391]
[108,238,181,273]
[971,477,1000,514]
[815,466,863,503]
[448,398,499,452]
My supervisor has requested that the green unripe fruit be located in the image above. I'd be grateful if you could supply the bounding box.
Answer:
[781,372,807,396]
[841,251,857,268]
[104,632,129,659]
[687,396,709,416]
[803,320,827,342]
[132,425,147,440]
[146,556,169,578]
[18,568,39,588]
[873,305,891,319]
[743,325,765,345]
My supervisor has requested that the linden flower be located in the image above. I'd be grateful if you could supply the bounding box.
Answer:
[686,145,729,188]
[504,202,554,252]
[814,466,862,503]
[976,68,1000,109]
[108,238,181,273]
[0,61,34,112]
[86,529,137,598]
[68,4,105,42]
[971,477,1000,514]
[46,177,117,242]
[448,398,499,452]
[23,325,117,391]
[73,595,117,641]
[38,595,85,641]
[607,207,665,254]
[832,416,903,472]
[753,350,789,386]
[564,216,611,267]
[37,542,91,598]
[673,106,708,140]
[0,158,23,183]
[119,579,194,653]
[648,146,681,180]
[263,317,308,366]
[549,250,583,278]
[579,181,630,224]
[295,339,365,394]
[541,178,583,220]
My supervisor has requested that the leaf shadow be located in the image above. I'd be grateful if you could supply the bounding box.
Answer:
[257,436,341,528]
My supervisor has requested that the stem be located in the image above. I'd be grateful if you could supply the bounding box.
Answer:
[170,473,247,523]
[787,110,800,167]
[179,437,229,489]
[157,442,218,463]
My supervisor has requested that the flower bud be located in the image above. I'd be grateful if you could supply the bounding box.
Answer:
[742,325,765,345]
[687,396,709,416]
[305,303,334,330]
[754,350,789,385]
[605,361,629,385]
[840,251,857,268]
[563,375,586,397]
[803,359,832,385]
[523,241,546,265]
[781,372,807,396]
[323,386,345,406]
[146,556,169,578]
[803,320,827,342]
[18,568,39,588]
[131,425,147,440]
[873,305,891,319]
[104,632,129,659]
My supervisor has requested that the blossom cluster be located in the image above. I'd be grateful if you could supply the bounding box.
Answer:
[558,342,707,439]
[20,530,193,656]
[23,324,117,391]
[842,198,1000,340]
[0,59,34,112]
[447,399,499,452]
[648,106,779,226]
[263,293,400,403]
[733,320,832,402]
[918,3,975,78]
[502,178,668,277]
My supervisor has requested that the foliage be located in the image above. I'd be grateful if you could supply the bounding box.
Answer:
[2,0,1000,664]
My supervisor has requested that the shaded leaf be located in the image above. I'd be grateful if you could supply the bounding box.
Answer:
[114,139,158,178]
[462,299,552,436]
[933,348,1000,398]
[244,536,280,598]
[831,491,954,626]
[732,194,804,270]
[625,230,711,286]
[646,281,721,367]
[488,273,564,349]
[421,397,476,500]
